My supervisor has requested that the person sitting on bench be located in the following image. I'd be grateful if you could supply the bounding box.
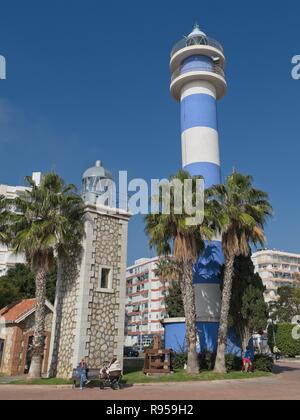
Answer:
[76,358,90,390]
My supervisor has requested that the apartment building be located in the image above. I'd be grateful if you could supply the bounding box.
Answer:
[252,249,300,303]
[0,173,41,276]
[125,257,170,348]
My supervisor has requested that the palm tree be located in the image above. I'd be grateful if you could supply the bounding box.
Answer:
[145,170,215,374]
[0,195,9,244]
[154,257,181,283]
[207,172,272,373]
[7,173,84,378]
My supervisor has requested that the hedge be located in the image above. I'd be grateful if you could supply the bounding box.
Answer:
[268,323,300,358]
[173,352,274,372]
[253,355,274,372]
[173,352,243,372]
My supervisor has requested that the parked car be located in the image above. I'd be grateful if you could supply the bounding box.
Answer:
[123,347,139,358]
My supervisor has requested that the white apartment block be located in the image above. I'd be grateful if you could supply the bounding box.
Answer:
[125,257,170,348]
[0,173,41,276]
[252,249,300,303]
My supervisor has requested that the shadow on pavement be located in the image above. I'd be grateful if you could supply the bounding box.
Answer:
[273,363,300,375]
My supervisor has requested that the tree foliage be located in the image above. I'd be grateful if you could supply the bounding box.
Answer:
[0,195,9,244]
[165,280,185,318]
[226,256,268,350]
[154,258,184,318]
[270,286,300,323]
[0,263,57,309]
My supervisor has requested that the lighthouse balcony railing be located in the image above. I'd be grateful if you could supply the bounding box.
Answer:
[171,37,224,58]
[171,64,225,82]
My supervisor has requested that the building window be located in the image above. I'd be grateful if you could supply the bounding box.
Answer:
[98,266,113,291]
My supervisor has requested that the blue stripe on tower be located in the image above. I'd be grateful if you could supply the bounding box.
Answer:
[181,94,218,132]
[181,55,214,74]
[184,162,221,189]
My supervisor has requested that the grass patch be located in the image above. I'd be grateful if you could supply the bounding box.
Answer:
[123,369,271,384]
[9,378,72,386]
[4,370,270,386]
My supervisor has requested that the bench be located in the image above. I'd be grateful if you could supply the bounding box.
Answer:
[71,368,123,390]
[71,368,100,388]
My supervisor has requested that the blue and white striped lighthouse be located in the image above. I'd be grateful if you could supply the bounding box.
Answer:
[169,25,227,351]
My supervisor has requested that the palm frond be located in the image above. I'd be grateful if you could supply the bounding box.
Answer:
[208,172,272,258]
[4,172,85,273]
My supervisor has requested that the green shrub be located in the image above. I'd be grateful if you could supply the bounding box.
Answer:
[173,352,245,372]
[199,352,242,372]
[253,355,274,372]
[199,352,216,370]
[269,324,300,358]
[172,353,187,370]
[173,352,217,371]
[225,354,242,372]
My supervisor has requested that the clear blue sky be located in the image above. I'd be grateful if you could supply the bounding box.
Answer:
[1,0,299,264]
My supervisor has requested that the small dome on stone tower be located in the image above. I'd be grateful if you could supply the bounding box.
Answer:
[82,160,113,205]
[82,160,112,180]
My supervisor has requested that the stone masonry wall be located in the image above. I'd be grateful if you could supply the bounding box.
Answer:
[48,256,81,378]
[0,327,14,375]
[48,206,129,379]
[0,311,53,376]
[87,213,127,367]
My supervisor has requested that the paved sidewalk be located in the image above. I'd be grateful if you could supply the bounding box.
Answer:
[0,362,299,400]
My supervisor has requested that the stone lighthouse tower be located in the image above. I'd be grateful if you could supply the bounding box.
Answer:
[169,25,227,349]
[49,161,131,378]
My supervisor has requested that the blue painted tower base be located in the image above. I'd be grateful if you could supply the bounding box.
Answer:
[163,319,242,358]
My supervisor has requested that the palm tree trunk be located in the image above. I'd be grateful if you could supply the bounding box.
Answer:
[214,254,235,373]
[28,267,47,379]
[181,263,199,374]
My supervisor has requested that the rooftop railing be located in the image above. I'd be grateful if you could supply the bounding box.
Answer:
[171,36,224,58]
[171,63,225,82]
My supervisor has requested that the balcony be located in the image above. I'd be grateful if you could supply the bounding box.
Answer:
[171,63,225,82]
[170,62,227,101]
[170,35,225,77]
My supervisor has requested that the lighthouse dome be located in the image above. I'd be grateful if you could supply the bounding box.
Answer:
[82,160,113,205]
[186,24,208,46]
[187,24,207,39]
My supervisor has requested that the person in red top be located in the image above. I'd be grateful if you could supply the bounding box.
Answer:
[242,347,253,373]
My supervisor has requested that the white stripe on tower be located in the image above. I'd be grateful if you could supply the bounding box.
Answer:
[181,80,217,100]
